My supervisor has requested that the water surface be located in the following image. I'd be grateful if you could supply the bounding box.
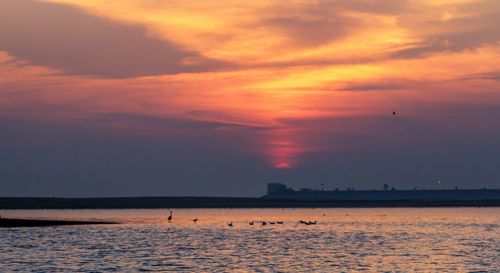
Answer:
[1,208,498,272]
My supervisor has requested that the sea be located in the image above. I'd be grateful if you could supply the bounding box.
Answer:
[1,208,499,272]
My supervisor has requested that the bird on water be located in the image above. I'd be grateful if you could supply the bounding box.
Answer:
[228,222,233,227]
[192,218,198,223]
[167,210,173,222]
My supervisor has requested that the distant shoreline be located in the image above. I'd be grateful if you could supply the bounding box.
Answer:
[1,197,500,209]
[0,218,117,227]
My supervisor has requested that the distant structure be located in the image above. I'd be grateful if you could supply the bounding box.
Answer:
[264,183,500,201]
[267,183,293,194]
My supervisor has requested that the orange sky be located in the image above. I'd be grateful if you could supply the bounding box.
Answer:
[1,0,500,175]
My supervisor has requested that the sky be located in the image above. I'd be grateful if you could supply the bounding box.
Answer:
[1,0,500,197]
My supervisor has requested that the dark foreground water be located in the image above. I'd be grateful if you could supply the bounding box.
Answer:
[1,208,499,272]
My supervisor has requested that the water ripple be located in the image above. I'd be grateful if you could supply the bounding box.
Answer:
[0,208,499,272]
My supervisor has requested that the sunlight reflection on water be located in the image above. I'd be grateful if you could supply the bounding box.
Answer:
[1,208,499,272]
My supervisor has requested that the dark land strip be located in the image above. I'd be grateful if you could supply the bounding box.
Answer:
[0,218,118,227]
[1,197,500,209]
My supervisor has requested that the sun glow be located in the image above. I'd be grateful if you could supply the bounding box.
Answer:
[275,162,292,169]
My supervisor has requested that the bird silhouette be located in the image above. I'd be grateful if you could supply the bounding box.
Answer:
[277,221,284,224]
[262,221,267,226]
[192,218,198,223]
[167,210,173,222]
[393,111,396,115]
[228,222,233,227]
[249,221,254,225]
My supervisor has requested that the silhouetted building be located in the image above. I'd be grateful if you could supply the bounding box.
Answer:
[267,183,293,194]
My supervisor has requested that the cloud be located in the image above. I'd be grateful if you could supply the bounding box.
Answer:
[0,0,229,78]
[324,0,410,15]
[263,16,358,47]
[394,7,500,58]
[460,71,500,81]
[339,82,407,92]
[186,110,278,131]
[253,0,410,48]
[91,113,274,133]
[339,84,400,92]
